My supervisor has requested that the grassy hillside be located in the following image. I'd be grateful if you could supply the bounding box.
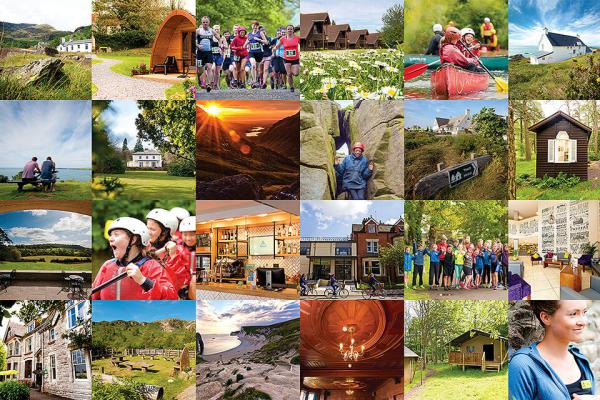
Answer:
[241,319,300,364]
[0,21,91,48]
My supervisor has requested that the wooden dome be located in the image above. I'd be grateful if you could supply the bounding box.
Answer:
[150,10,196,73]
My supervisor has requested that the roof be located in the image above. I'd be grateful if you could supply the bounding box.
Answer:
[348,29,369,44]
[448,329,508,347]
[3,320,25,342]
[300,12,330,40]
[405,346,419,358]
[301,237,353,242]
[435,117,450,127]
[366,33,380,45]
[528,111,592,136]
[325,24,351,42]
[132,149,161,155]
[59,39,92,46]
[546,31,587,47]
[351,217,404,232]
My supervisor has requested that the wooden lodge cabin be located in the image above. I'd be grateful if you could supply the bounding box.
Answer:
[325,24,351,49]
[150,9,196,75]
[447,329,508,372]
[528,111,592,181]
[348,29,369,49]
[404,346,419,384]
[366,33,381,48]
[300,12,331,50]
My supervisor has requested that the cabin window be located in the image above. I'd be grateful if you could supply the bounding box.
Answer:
[548,131,576,163]
[466,345,476,353]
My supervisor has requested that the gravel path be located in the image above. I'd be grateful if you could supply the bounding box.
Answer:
[196,87,299,100]
[92,55,172,100]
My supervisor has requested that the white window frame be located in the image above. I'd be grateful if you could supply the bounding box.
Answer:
[366,239,379,254]
[49,353,57,381]
[49,327,56,341]
[363,259,382,276]
[25,337,32,353]
[71,349,88,381]
[367,224,376,233]
[67,301,86,329]
[548,131,577,163]
[27,322,35,333]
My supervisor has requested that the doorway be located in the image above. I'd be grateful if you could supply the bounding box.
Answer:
[483,344,494,361]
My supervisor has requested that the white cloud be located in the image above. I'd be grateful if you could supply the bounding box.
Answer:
[0,0,91,32]
[303,201,372,230]
[52,213,91,232]
[9,227,59,243]
[28,210,48,216]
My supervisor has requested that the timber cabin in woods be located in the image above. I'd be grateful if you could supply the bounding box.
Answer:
[447,329,508,372]
[150,10,196,75]
[300,12,382,50]
[404,346,419,384]
[528,111,592,181]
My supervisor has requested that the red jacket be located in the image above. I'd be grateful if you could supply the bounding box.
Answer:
[165,245,194,290]
[440,42,478,68]
[92,258,178,300]
[457,40,481,57]
[279,35,300,61]
[230,35,248,57]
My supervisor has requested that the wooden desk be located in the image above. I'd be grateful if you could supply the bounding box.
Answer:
[560,266,582,292]
[544,260,565,268]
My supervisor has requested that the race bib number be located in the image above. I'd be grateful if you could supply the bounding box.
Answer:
[581,380,593,390]
[285,49,297,57]
[250,42,262,51]
[233,55,241,62]
[211,46,220,54]
[224,49,231,57]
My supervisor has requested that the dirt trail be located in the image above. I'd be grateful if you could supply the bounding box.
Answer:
[405,367,436,400]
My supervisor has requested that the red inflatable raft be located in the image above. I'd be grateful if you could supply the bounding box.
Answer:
[431,63,489,97]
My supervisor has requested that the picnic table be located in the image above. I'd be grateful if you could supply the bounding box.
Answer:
[122,361,154,373]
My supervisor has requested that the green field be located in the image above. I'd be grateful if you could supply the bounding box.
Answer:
[406,363,507,400]
[93,170,194,199]
[0,259,91,271]
[0,180,91,200]
[93,355,195,400]
[405,258,432,300]
[0,53,91,100]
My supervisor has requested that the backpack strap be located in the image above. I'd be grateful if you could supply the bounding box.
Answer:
[134,256,151,267]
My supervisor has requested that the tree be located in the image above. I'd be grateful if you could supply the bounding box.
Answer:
[122,138,129,151]
[472,107,507,158]
[136,100,195,162]
[133,138,144,152]
[0,342,5,371]
[380,4,404,47]
[379,241,404,285]
[508,104,516,199]
[15,301,65,323]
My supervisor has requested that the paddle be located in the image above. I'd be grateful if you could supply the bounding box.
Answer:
[404,59,440,80]
[460,39,508,93]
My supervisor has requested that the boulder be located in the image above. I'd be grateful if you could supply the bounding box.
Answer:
[197,174,264,199]
[44,47,59,57]
[12,58,66,86]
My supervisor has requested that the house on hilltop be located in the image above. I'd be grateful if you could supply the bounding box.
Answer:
[56,37,92,53]
[433,109,474,135]
[530,28,592,64]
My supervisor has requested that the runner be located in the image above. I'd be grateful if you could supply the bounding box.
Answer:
[196,16,219,93]
[271,27,286,89]
[230,25,249,88]
[221,30,233,87]
[273,24,300,92]
[211,25,225,90]
[246,20,269,88]
[259,26,273,89]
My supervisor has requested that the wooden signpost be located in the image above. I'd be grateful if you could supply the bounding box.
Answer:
[414,155,492,199]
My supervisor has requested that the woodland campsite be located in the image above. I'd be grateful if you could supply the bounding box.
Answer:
[404,300,509,400]
[510,100,600,200]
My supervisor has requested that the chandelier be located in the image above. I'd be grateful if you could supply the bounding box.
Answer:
[346,390,355,395]
[339,325,364,362]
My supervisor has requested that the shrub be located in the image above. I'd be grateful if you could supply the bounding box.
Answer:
[0,175,7,183]
[290,355,300,365]
[167,158,195,177]
[0,380,30,400]
[531,172,580,189]
[92,377,148,400]
[0,246,22,261]
[236,373,244,382]
[93,30,152,51]
[225,378,234,386]
[97,153,126,174]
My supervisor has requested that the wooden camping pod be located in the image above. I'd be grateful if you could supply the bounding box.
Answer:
[150,10,196,74]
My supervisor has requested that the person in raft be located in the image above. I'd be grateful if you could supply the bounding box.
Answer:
[480,17,497,51]
[334,142,374,200]
[92,217,178,300]
[164,215,196,299]
[509,300,596,400]
[425,23,444,56]
[439,27,485,73]
[459,27,481,57]
[170,207,191,244]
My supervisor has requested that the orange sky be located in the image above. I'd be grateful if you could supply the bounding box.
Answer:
[196,100,299,123]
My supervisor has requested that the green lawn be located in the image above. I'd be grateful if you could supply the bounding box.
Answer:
[405,258,432,300]
[0,261,91,271]
[92,83,98,95]
[97,48,151,77]
[93,355,195,400]
[92,59,103,64]
[165,82,191,99]
[0,53,91,99]
[0,180,90,200]
[406,364,507,400]
[93,171,194,199]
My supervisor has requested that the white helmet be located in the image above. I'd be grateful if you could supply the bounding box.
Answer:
[170,207,190,221]
[484,17,490,23]
[108,217,150,246]
[179,216,196,232]
[461,27,475,37]
[433,24,443,33]
[146,208,179,234]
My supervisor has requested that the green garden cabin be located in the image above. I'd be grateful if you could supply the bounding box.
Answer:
[447,329,508,372]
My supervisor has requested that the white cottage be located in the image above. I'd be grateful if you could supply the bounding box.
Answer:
[127,149,163,168]
[433,109,474,135]
[56,37,92,53]
[529,28,592,64]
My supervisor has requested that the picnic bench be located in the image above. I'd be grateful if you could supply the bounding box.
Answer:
[6,177,60,192]
[122,361,154,373]
[0,270,16,292]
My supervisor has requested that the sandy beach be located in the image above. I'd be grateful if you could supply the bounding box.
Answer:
[202,334,265,362]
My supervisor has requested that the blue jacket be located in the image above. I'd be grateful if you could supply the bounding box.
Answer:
[335,154,372,190]
[425,248,441,263]
[509,343,596,400]
[490,252,498,265]
[412,242,425,265]
[404,252,414,271]
[482,249,491,266]
[475,254,484,269]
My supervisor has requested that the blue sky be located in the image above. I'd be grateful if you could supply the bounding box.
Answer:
[509,0,600,47]
[301,200,404,237]
[93,301,196,322]
[0,101,91,168]
[301,0,403,32]
[405,100,508,129]
[0,210,91,247]
[101,101,154,151]
[197,300,299,334]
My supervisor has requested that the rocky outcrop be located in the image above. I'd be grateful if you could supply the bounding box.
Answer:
[1,58,66,86]
[44,47,59,56]
[300,100,404,199]
[197,174,264,200]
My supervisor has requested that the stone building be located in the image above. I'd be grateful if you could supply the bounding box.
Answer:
[2,301,92,399]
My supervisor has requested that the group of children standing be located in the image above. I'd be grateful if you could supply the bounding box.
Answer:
[92,207,197,300]
[404,235,509,291]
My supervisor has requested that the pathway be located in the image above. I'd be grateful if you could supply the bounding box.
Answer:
[196,88,299,100]
[92,55,172,100]
[176,384,196,400]
[405,367,436,400]
[589,161,600,188]
[29,390,70,400]
[409,286,507,300]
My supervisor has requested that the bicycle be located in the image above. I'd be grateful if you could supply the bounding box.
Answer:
[361,283,386,299]
[301,283,318,297]
[324,282,349,299]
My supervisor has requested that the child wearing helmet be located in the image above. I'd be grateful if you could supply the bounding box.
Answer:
[92,217,178,300]
[164,216,196,299]
[440,27,484,72]
[334,142,374,200]
[170,207,191,244]
[459,27,481,57]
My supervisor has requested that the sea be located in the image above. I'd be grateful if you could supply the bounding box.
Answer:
[508,45,538,57]
[203,333,241,355]
[0,168,91,182]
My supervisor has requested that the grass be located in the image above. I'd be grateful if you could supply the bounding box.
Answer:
[94,170,194,199]
[165,82,190,99]
[96,48,151,77]
[0,259,91,271]
[0,53,91,99]
[406,363,507,400]
[0,180,90,200]
[92,83,98,95]
[509,53,600,99]
[516,158,600,199]
[92,59,103,64]
[92,355,195,400]
[404,258,432,300]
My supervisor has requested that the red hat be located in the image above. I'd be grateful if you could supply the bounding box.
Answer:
[238,26,247,33]
[352,142,365,151]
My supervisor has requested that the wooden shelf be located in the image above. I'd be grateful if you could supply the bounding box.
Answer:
[276,236,300,240]
[218,239,237,243]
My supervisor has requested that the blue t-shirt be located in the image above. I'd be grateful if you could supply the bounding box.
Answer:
[40,160,55,180]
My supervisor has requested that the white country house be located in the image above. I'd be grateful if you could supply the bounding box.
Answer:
[433,109,474,135]
[529,28,592,64]
[56,37,92,53]
[127,149,163,168]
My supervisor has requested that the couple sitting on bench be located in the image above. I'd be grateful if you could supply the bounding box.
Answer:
[22,156,57,192]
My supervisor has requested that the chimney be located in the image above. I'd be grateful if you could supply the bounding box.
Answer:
[543,27,548,35]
